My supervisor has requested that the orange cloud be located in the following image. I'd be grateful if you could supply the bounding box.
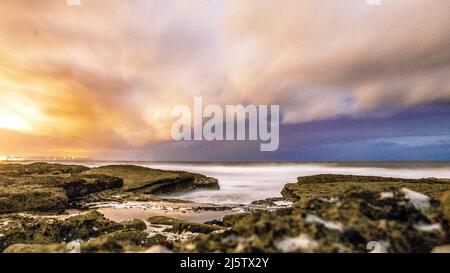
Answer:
[0,0,448,158]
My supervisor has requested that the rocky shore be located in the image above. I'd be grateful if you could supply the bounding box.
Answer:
[1,163,450,253]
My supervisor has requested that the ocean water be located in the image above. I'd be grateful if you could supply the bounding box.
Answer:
[76,161,450,205]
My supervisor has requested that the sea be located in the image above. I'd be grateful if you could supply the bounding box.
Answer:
[44,161,450,205]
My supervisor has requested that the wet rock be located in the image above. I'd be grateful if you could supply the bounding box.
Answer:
[172,221,222,234]
[147,216,222,234]
[251,197,287,206]
[204,219,225,226]
[148,216,178,225]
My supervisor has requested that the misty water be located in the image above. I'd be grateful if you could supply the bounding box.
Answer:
[77,161,450,205]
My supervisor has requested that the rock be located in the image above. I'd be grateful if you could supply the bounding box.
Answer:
[81,229,151,253]
[441,191,450,222]
[59,174,123,199]
[251,197,288,206]
[0,210,122,252]
[0,163,123,214]
[4,243,69,253]
[222,213,250,227]
[172,221,222,234]
[204,219,225,226]
[179,187,448,253]
[0,162,89,176]
[147,216,222,234]
[0,186,68,214]
[84,165,219,194]
[281,174,450,206]
[147,234,168,246]
[3,229,156,254]
[148,216,178,225]
[120,219,147,231]
[0,163,219,214]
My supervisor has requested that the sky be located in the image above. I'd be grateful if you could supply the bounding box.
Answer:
[0,0,449,160]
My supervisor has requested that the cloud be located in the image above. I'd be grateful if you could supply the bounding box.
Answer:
[0,0,448,157]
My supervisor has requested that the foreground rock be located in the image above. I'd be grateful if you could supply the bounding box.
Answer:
[0,210,121,252]
[0,211,153,253]
[178,175,450,253]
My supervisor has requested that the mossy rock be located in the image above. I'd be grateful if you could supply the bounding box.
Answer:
[81,229,151,253]
[147,216,178,225]
[5,229,155,253]
[0,186,68,214]
[84,165,219,194]
[120,219,147,231]
[0,162,89,176]
[0,174,123,200]
[172,221,222,234]
[0,163,123,214]
[282,174,450,205]
[0,163,218,214]
[179,187,448,253]
[4,243,69,253]
[0,210,122,252]
[441,191,450,222]
[222,213,251,227]
[147,216,222,234]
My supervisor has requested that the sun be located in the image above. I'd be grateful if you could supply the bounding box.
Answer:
[0,112,32,132]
